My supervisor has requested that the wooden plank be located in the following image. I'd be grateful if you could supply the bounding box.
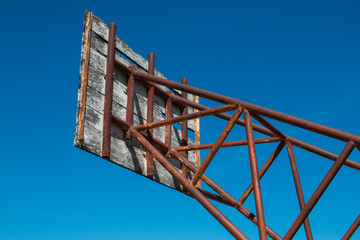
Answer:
[78,11,92,141]
[75,11,196,192]
[88,37,195,130]
[74,10,92,147]
[91,13,195,117]
[79,100,191,190]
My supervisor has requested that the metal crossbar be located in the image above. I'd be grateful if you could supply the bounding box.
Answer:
[100,22,360,240]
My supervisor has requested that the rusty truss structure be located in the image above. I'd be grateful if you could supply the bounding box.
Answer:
[81,18,360,240]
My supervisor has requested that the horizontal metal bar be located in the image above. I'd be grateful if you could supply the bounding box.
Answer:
[288,136,360,171]
[126,68,360,144]
[173,137,280,152]
[135,104,238,132]
[168,92,275,136]
[112,115,169,152]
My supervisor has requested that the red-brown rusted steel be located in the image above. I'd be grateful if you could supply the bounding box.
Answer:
[170,148,282,240]
[286,141,313,240]
[164,89,360,171]
[165,91,172,146]
[251,112,286,139]
[356,144,360,152]
[78,12,92,142]
[288,136,360,171]
[125,67,136,139]
[146,53,155,177]
[109,43,360,239]
[113,114,271,239]
[126,66,136,126]
[283,141,355,240]
[112,115,169,152]
[244,109,267,240]
[191,106,243,186]
[128,83,359,171]
[165,89,274,135]
[342,214,360,240]
[198,188,240,207]
[124,68,360,144]
[135,104,237,132]
[114,59,275,136]
[101,22,117,158]
[181,78,189,180]
[173,137,280,152]
[238,141,285,204]
[129,128,249,240]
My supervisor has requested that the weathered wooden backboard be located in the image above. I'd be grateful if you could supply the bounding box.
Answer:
[74,11,197,191]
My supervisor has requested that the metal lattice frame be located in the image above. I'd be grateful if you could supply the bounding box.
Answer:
[100,22,360,240]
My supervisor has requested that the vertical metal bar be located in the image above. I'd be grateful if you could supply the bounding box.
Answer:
[181,78,189,179]
[78,11,92,142]
[146,53,155,177]
[286,141,313,240]
[101,22,117,158]
[244,109,267,240]
[239,141,285,204]
[126,66,136,126]
[283,141,355,240]
[165,91,172,146]
[129,128,249,240]
[191,106,243,186]
[342,214,360,240]
[194,95,201,188]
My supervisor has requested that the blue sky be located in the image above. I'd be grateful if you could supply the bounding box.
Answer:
[1,1,360,239]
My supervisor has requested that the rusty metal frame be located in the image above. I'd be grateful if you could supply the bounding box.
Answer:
[99,22,360,240]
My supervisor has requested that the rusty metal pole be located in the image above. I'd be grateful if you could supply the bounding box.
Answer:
[239,141,285,204]
[244,109,267,240]
[169,148,282,240]
[126,66,136,126]
[288,137,360,171]
[146,53,155,177]
[129,69,360,144]
[283,141,355,240]
[78,12,92,142]
[191,106,243,186]
[181,78,189,180]
[135,104,237,132]
[174,137,280,152]
[129,128,249,240]
[251,112,286,139]
[286,141,313,240]
[342,214,360,240]
[101,22,117,158]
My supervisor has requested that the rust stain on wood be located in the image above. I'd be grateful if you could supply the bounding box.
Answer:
[78,11,92,142]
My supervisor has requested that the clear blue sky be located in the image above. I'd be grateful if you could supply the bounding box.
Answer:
[1,1,360,239]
